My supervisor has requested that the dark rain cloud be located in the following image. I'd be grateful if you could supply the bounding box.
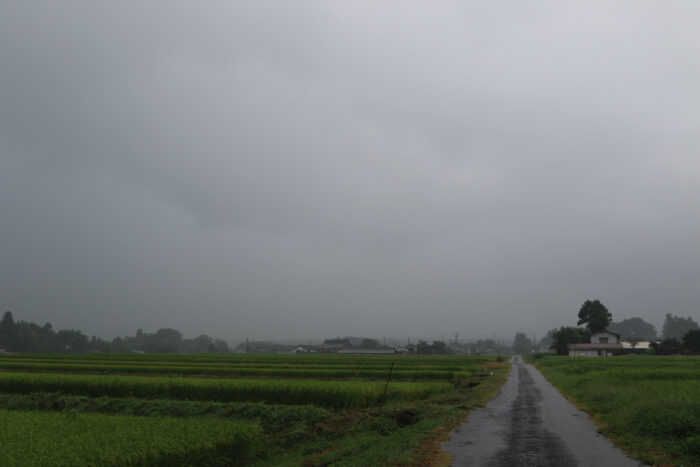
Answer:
[1,1,699,341]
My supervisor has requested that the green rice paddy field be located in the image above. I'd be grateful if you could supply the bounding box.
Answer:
[0,353,508,466]
[535,355,700,466]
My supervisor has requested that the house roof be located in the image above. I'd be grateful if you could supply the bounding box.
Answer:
[593,331,621,338]
[320,339,352,349]
[567,343,623,350]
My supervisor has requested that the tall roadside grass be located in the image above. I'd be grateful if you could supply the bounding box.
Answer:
[535,356,700,466]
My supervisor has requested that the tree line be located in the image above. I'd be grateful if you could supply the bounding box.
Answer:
[0,311,230,354]
[539,300,700,355]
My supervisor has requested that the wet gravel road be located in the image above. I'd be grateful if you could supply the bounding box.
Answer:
[444,356,644,466]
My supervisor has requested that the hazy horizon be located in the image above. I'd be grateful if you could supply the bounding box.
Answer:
[2,2,699,343]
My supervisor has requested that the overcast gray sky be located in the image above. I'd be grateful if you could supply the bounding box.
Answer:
[1,1,699,342]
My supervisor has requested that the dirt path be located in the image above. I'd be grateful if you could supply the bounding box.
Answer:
[443,356,644,466]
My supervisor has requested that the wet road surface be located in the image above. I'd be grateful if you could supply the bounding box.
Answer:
[444,356,644,466]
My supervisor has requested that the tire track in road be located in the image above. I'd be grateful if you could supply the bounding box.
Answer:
[444,356,644,466]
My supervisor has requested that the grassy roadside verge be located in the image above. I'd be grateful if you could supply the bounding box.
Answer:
[257,361,511,466]
[532,355,700,466]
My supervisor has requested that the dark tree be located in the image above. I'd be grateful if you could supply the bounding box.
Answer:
[110,336,131,353]
[416,340,430,354]
[551,327,590,356]
[0,311,17,351]
[415,340,451,355]
[662,314,699,340]
[361,338,380,348]
[181,334,215,354]
[212,339,230,353]
[0,311,230,354]
[683,329,700,354]
[539,329,556,350]
[54,329,89,353]
[148,328,183,354]
[432,340,451,354]
[577,300,612,333]
[651,338,683,355]
[607,317,657,341]
[0,310,14,328]
[512,332,532,355]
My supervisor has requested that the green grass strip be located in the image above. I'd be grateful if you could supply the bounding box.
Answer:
[0,360,469,380]
[536,356,700,466]
[0,372,452,408]
[0,409,261,466]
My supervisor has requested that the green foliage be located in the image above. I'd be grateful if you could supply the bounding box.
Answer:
[0,372,452,408]
[539,328,556,350]
[651,338,683,355]
[684,329,700,354]
[607,317,657,341]
[0,393,330,429]
[512,332,532,355]
[0,311,229,354]
[535,356,700,466]
[415,340,452,355]
[550,326,590,355]
[0,353,504,465]
[577,299,612,333]
[0,358,468,380]
[662,313,699,340]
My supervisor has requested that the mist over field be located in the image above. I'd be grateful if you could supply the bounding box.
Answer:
[1,1,699,343]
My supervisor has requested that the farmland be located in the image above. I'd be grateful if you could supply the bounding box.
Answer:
[534,355,700,466]
[0,353,509,465]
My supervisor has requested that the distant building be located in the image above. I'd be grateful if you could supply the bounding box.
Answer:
[319,338,352,353]
[337,347,395,355]
[291,346,316,354]
[590,331,620,344]
[568,331,623,357]
[621,340,653,351]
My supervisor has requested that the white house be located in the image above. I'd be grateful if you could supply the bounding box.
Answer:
[568,331,623,357]
[590,331,620,344]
